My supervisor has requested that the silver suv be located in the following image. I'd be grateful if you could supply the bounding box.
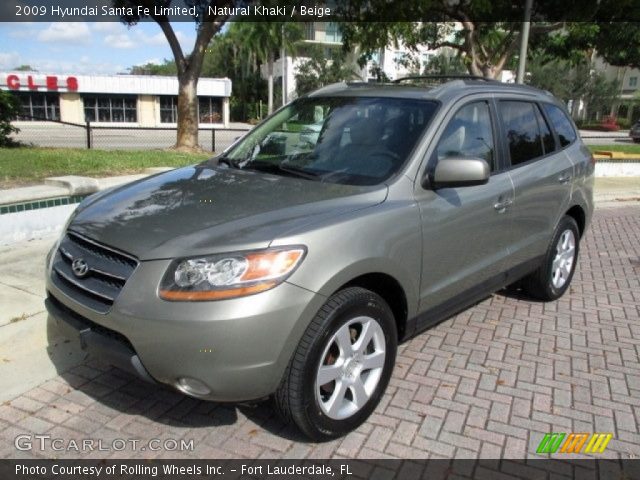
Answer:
[45,77,594,440]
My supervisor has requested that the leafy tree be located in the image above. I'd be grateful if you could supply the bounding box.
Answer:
[13,65,37,72]
[526,52,620,121]
[294,45,361,96]
[0,91,21,147]
[423,53,468,76]
[113,0,235,150]
[201,23,267,121]
[237,22,303,113]
[338,0,625,79]
[128,60,177,75]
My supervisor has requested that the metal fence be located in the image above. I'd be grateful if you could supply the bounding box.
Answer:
[11,117,251,153]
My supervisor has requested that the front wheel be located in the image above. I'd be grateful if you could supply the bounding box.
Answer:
[275,287,397,441]
[522,215,580,301]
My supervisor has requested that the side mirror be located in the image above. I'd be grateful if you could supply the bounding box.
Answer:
[428,157,490,189]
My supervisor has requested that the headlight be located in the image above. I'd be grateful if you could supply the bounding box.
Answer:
[159,247,306,301]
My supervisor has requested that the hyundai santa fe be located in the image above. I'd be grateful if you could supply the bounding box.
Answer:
[45,76,594,440]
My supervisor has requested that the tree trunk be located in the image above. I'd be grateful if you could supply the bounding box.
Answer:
[267,52,274,114]
[176,73,199,150]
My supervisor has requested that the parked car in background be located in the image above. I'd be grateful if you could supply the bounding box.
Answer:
[45,76,594,440]
[630,121,640,143]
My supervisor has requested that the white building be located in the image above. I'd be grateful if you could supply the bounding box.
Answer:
[0,72,232,127]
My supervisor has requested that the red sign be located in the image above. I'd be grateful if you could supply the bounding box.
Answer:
[5,74,79,92]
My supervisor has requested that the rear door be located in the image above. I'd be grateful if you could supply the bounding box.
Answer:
[497,99,574,270]
[414,97,514,325]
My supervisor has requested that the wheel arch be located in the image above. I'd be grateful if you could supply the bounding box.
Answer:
[565,204,586,237]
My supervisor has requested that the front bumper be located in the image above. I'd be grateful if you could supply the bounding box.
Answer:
[46,256,326,402]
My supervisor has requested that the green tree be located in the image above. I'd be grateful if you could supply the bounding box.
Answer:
[423,53,468,76]
[13,65,37,72]
[338,0,624,79]
[527,53,620,121]
[294,45,361,96]
[128,60,177,75]
[0,91,21,147]
[201,23,267,121]
[113,0,235,150]
[238,22,303,113]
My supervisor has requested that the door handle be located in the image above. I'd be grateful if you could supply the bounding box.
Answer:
[494,198,513,212]
[558,173,572,184]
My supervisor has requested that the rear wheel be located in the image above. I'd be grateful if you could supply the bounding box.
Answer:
[522,215,580,301]
[275,287,397,441]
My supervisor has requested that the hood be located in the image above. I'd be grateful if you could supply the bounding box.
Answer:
[69,164,387,260]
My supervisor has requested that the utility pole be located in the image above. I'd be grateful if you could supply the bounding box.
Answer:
[516,0,533,84]
[281,24,286,105]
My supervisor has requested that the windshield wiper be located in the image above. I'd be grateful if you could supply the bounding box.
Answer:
[245,161,319,180]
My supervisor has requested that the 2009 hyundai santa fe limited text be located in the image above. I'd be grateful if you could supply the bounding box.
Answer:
[45,76,594,440]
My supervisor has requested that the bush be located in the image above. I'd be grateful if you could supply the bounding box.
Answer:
[617,118,631,129]
[0,91,21,147]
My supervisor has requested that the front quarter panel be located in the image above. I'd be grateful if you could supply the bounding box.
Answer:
[271,176,422,346]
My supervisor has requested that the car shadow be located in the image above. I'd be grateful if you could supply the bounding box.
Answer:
[496,283,546,302]
[45,314,311,443]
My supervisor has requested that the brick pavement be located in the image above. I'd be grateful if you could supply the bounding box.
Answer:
[1,205,639,460]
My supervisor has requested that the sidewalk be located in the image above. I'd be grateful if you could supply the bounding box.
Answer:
[0,175,638,404]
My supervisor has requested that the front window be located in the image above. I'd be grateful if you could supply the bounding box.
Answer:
[160,96,178,123]
[198,97,222,123]
[14,93,60,121]
[221,96,438,185]
[84,95,137,123]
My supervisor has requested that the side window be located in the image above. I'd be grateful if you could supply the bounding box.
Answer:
[499,101,545,166]
[435,101,495,171]
[535,105,556,154]
[542,103,577,147]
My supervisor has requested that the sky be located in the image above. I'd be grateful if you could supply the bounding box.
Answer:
[0,21,198,74]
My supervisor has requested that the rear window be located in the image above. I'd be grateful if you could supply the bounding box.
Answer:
[542,103,577,147]
[499,101,546,166]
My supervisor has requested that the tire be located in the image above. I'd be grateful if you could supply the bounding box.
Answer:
[275,286,397,441]
[522,215,580,301]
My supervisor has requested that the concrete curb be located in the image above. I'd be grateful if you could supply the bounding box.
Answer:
[0,167,174,207]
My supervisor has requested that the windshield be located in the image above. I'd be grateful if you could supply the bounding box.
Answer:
[222,96,438,185]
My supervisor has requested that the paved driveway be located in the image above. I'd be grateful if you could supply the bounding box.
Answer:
[0,206,638,460]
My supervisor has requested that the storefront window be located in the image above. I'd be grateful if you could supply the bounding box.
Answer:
[198,97,222,123]
[84,95,137,123]
[160,96,178,123]
[14,93,60,121]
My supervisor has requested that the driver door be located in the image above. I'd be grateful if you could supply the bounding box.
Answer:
[413,99,514,330]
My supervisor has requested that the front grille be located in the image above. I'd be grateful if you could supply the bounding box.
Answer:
[51,231,138,313]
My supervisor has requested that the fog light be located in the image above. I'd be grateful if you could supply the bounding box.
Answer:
[176,377,211,397]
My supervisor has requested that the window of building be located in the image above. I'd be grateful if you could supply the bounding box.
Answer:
[14,92,60,121]
[435,101,496,171]
[629,76,638,88]
[160,96,178,123]
[304,22,315,41]
[84,95,137,123]
[542,103,577,148]
[325,22,342,43]
[499,101,547,166]
[198,97,222,123]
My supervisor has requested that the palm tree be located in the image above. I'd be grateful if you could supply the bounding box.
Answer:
[242,22,303,113]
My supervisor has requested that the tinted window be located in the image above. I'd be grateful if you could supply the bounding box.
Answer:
[499,101,545,166]
[435,101,495,171]
[535,105,555,154]
[543,103,577,147]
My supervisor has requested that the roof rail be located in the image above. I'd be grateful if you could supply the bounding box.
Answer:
[392,75,495,84]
